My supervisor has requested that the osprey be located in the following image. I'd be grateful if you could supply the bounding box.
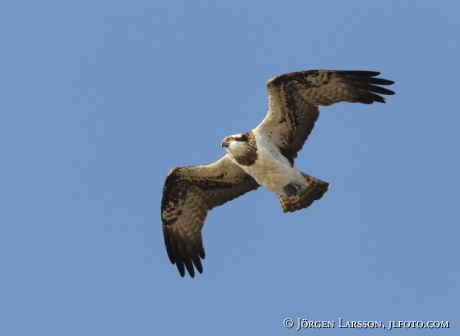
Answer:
[161,70,395,277]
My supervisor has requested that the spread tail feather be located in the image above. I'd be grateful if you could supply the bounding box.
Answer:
[277,173,329,213]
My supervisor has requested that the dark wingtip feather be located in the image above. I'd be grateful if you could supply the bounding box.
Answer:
[199,247,205,259]
[366,84,395,96]
[336,70,395,104]
[338,70,381,77]
[184,260,195,278]
[367,77,395,86]
[176,261,185,277]
[191,254,203,274]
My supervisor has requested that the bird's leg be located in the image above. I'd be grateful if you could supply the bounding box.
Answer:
[283,183,302,197]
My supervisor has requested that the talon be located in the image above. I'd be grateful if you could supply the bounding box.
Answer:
[284,183,301,197]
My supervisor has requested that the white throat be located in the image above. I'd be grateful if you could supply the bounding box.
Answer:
[226,140,248,157]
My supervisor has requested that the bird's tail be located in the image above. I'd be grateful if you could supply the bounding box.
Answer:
[277,172,329,213]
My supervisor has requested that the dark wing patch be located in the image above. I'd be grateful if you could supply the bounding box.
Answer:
[255,70,395,161]
[161,155,259,277]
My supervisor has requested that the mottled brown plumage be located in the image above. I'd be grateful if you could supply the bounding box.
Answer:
[161,69,394,277]
[259,70,395,163]
[162,155,259,277]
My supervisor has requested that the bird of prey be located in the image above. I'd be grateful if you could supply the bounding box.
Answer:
[161,70,395,277]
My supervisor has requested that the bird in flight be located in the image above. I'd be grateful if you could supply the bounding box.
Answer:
[161,70,395,277]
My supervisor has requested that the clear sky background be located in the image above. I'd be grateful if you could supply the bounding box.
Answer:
[1,1,459,335]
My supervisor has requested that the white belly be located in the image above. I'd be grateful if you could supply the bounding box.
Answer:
[242,141,303,194]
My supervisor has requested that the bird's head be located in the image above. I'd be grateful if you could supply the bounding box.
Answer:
[221,133,249,157]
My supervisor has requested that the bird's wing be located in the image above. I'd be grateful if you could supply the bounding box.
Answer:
[254,70,395,163]
[161,154,260,277]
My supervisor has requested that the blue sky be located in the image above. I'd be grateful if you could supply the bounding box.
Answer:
[1,1,459,335]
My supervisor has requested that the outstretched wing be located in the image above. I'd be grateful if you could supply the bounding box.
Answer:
[254,70,395,163]
[161,154,260,277]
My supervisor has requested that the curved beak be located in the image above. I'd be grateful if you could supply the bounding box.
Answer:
[221,140,228,148]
